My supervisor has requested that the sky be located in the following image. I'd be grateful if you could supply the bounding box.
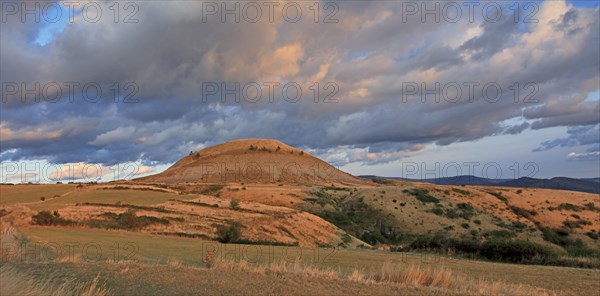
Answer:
[1,0,599,183]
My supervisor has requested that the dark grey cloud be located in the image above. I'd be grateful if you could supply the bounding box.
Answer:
[459,8,521,60]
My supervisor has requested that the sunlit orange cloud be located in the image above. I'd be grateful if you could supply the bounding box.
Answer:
[0,122,63,142]
[48,162,156,181]
[258,43,305,79]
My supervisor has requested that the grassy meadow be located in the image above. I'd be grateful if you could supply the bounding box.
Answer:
[4,226,596,295]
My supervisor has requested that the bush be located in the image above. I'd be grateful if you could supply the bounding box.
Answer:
[586,231,599,240]
[479,240,558,263]
[456,203,477,220]
[509,206,537,219]
[402,189,439,204]
[31,211,71,226]
[584,202,600,212]
[483,230,516,239]
[487,191,508,203]
[90,210,170,230]
[549,203,583,211]
[451,188,471,195]
[230,199,240,209]
[563,219,592,229]
[406,235,560,264]
[341,233,352,245]
[429,208,444,216]
[540,227,574,247]
[216,220,242,243]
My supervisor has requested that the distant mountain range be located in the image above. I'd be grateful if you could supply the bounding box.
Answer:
[359,175,600,194]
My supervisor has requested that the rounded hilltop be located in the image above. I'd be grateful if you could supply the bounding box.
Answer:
[137,138,370,186]
[194,139,303,156]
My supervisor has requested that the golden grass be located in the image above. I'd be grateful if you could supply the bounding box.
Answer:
[0,265,111,296]
[27,189,195,211]
[200,257,555,295]
[17,226,600,294]
[0,184,76,206]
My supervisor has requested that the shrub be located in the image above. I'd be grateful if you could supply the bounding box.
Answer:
[341,233,352,245]
[540,227,574,247]
[479,240,558,263]
[563,219,592,229]
[200,184,225,196]
[230,199,240,210]
[585,232,599,240]
[511,221,527,230]
[39,197,45,201]
[372,178,394,185]
[31,211,71,226]
[402,189,440,204]
[584,202,600,212]
[90,210,169,230]
[483,230,516,239]
[429,208,444,216]
[509,206,537,219]
[216,220,242,243]
[406,234,479,254]
[456,203,477,220]
[487,191,508,203]
[549,203,583,211]
[447,209,461,220]
[451,188,470,195]
[461,223,470,229]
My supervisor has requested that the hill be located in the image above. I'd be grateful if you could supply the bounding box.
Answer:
[137,139,370,186]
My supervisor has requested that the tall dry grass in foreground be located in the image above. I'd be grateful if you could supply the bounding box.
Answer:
[210,258,555,296]
[0,265,111,296]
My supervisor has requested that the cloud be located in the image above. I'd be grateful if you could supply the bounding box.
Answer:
[567,151,600,161]
[47,162,157,181]
[89,126,136,146]
[0,122,63,141]
[0,0,598,171]
[534,125,600,151]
